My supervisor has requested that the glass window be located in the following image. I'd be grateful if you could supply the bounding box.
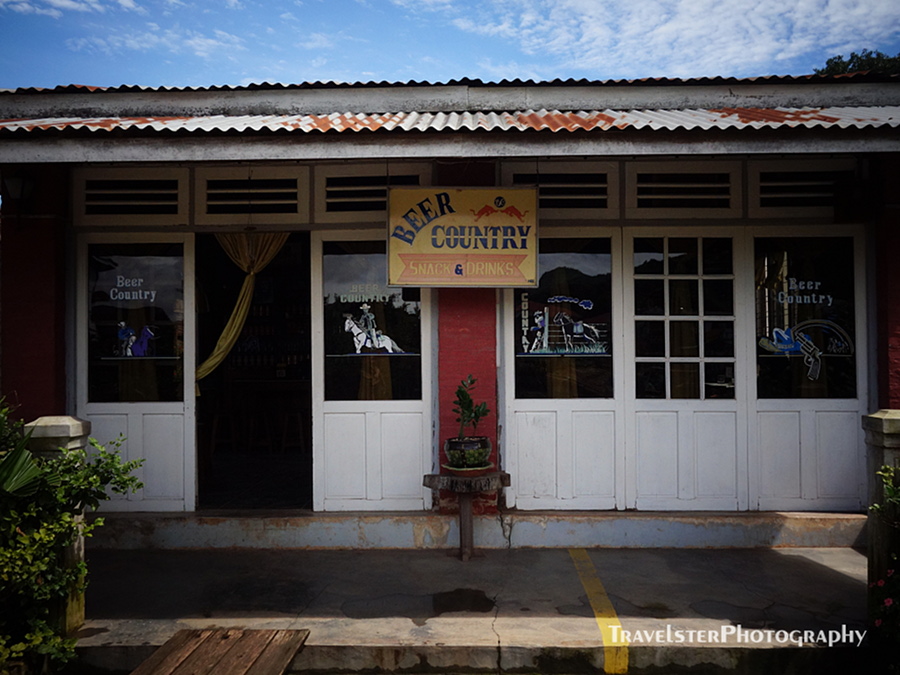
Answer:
[323,241,421,400]
[88,243,184,402]
[634,236,735,399]
[755,237,856,398]
[515,238,613,398]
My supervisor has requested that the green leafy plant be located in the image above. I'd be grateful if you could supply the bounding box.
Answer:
[0,401,142,674]
[871,464,900,524]
[452,375,490,440]
[870,464,900,659]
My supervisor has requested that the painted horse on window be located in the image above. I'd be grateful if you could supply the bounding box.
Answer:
[343,315,403,354]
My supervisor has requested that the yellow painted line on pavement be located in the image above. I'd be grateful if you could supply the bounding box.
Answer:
[569,548,629,674]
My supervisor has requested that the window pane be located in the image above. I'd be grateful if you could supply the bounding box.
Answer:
[515,238,613,399]
[668,238,698,275]
[516,357,613,398]
[635,279,665,316]
[671,363,700,399]
[703,279,734,316]
[634,237,664,275]
[88,243,184,402]
[636,362,666,398]
[323,240,421,401]
[705,363,735,399]
[703,238,733,274]
[670,321,699,357]
[636,321,665,357]
[704,321,734,357]
[755,237,856,398]
[669,280,698,315]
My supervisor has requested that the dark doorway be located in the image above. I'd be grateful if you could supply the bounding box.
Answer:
[196,233,312,509]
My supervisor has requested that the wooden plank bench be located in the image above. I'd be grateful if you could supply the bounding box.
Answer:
[130,628,309,675]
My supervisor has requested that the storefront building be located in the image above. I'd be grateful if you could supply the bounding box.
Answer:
[1,75,898,517]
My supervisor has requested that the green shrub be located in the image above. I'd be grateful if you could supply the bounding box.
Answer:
[0,403,142,674]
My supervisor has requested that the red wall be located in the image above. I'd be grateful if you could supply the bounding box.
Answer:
[436,287,499,513]
[874,158,900,409]
[0,165,68,422]
[432,161,502,513]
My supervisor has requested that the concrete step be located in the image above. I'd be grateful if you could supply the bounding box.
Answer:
[88,510,866,550]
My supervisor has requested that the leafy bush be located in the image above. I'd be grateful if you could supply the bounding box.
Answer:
[870,464,900,658]
[0,404,142,674]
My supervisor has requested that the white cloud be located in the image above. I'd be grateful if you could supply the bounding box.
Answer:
[0,1,63,17]
[44,0,103,11]
[66,24,246,59]
[420,0,900,78]
[298,32,334,49]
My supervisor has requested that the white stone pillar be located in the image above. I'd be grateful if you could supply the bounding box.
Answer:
[23,415,92,636]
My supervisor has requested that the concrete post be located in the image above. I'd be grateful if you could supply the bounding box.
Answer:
[24,415,92,636]
[862,410,900,587]
[24,415,91,456]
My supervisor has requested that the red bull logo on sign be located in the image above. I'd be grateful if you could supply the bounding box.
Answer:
[388,188,537,287]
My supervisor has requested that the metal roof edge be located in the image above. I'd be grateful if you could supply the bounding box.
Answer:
[3,72,898,96]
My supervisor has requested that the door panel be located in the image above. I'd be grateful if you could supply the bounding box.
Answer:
[750,230,866,511]
[695,412,738,498]
[504,233,623,510]
[312,232,432,511]
[626,231,744,510]
[76,235,195,512]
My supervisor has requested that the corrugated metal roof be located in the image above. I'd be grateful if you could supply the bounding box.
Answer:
[2,71,896,95]
[0,107,897,135]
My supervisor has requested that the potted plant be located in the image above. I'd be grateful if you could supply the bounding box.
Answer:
[443,375,492,474]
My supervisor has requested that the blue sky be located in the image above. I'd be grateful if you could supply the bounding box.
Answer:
[1,0,899,89]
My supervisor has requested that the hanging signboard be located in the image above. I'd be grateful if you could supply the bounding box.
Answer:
[388,188,538,287]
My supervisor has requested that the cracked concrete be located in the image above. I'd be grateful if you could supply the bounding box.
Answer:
[66,546,871,673]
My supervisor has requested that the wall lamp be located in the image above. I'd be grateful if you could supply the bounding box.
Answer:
[1,175,35,201]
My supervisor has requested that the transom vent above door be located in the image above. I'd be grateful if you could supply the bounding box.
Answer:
[314,163,432,223]
[74,167,190,227]
[195,167,310,226]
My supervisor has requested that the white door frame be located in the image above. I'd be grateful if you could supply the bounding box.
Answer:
[310,229,434,511]
[75,232,196,512]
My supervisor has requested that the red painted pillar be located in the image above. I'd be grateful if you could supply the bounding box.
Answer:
[0,165,68,422]
[437,287,499,513]
[430,160,503,514]
[875,158,900,409]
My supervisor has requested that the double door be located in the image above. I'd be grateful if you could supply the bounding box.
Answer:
[504,226,867,512]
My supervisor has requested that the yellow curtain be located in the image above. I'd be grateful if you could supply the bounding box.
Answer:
[195,231,290,386]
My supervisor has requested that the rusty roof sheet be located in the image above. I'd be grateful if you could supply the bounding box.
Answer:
[0,107,897,135]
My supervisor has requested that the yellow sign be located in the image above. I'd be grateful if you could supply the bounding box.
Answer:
[388,188,538,287]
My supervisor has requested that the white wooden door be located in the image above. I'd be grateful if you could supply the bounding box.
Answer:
[311,231,433,511]
[624,229,748,510]
[503,231,626,509]
[76,234,196,512]
[749,227,868,511]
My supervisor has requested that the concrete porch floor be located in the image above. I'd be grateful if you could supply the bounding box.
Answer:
[69,546,875,674]
[63,511,883,674]
[87,509,868,550]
